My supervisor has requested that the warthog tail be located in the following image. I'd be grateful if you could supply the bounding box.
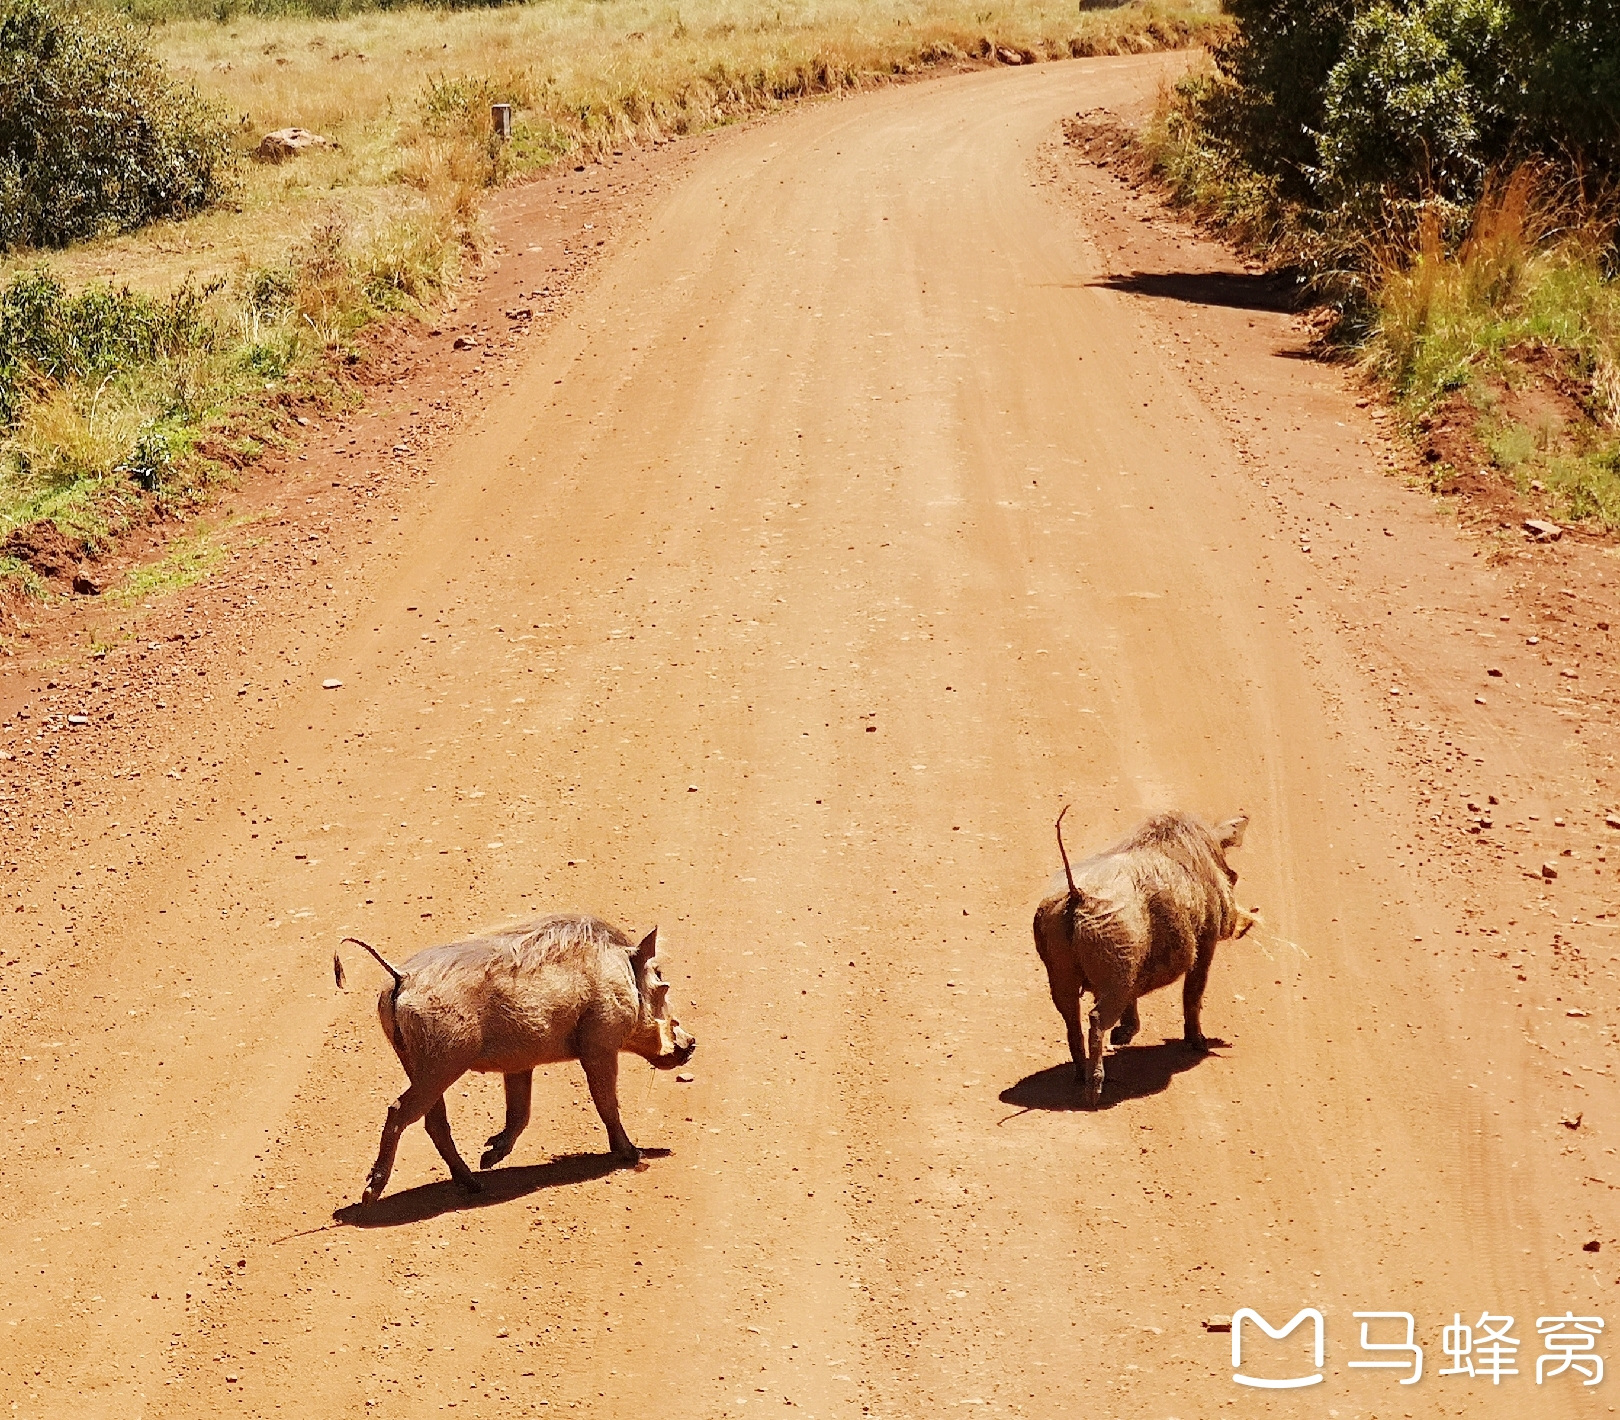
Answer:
[342,935,405,988]
[1055,804,1078,901]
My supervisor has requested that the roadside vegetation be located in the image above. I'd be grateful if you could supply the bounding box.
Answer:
[0,0,1226,609]
[1140,0,1620,528]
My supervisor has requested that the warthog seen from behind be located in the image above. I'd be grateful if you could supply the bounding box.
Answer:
[1032,807,1253,1107]
[338,913,696,1203]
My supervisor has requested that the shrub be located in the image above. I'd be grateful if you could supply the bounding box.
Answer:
[0,0,234,250]
[1212,0,1620,220]
[1517,0,1620,169]
[1316,0,1520,208]
[1210,0,1357,197]
[0,267,218,428]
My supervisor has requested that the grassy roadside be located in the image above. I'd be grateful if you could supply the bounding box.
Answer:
[1139,69,1620,532]
[0,0,1227,613]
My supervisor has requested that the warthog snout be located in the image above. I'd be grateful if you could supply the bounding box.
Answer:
[654,1022,697,1069]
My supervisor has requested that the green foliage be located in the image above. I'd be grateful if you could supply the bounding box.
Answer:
[1152,3,1620,526]
[117,426,172,491]
[1210,0,1356,194]
[1516,0,1620,165]
[1317,0,1519,207]
[0,0,235,250]
[0,267,220,428]
[1211,0,1620,209]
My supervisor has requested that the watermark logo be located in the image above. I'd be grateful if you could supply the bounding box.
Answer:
[1223,1309,1604,1389]
[1537,1314,1605,1386]
[1231,1307,1324,1389]
[1440,1313,1519,1383]
[1347,1311,1422,1385]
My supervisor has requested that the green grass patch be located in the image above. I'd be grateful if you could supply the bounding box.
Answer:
[106,525,229,605]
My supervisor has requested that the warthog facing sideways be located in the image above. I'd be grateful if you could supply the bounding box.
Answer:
[338,914,695,1203]
[1032,808,1253,1107]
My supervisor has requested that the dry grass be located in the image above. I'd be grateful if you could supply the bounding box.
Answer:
[1362,167,1620,527]
[14,0,1221,297]
[0,0,1221,590]
[1365,167,1615,396]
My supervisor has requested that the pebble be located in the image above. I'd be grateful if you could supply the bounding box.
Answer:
[1524,518,1563,542]
[1541,862,1559,879]
[322,679,343,689]
[67,714,89,725]
[675,1073,694,1083]
[1203,1316,1232,1333]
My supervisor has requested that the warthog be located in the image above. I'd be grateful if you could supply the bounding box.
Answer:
[1032,807,1253,1107]
[337,913,696,1203]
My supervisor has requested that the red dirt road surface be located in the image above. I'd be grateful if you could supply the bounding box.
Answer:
[4,53,1619,1419]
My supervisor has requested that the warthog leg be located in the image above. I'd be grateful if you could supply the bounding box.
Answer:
[363,1072,463,1203]
[580,1048,640,1164]
[1085,990,1132,1108]
[481,1070,533,1170]
[1109,999,1140,1047]
[1182,941,1217,1051]
[1034,925,1087,1083]
[1063,1003,1088,1085]
[422,1096,481,1194]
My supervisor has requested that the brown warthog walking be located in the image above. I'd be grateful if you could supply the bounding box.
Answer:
[338,913,696,1203]
[1032,807,1253,1107]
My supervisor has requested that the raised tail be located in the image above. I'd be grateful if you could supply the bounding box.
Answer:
[1055,804,1078,901]
[341,935,404,988]
[341,937,409,1060]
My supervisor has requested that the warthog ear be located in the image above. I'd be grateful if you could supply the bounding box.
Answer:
[632,927,659,972]
[1216,814,1249,851]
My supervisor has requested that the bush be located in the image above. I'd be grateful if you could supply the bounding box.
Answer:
[0,267,218,428]
[1517,0,1620,165]
[1213,0,1620,213]
[1210,0,1358,197]
[1316,0,1519,208]
[0,0,234,250]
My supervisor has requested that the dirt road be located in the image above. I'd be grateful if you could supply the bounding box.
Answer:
[4,54,1617,1418]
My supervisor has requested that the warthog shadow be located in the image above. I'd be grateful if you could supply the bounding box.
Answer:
[999,1038,1226,1112]
[1088,270,1301,313]
[332,1148,673,1227]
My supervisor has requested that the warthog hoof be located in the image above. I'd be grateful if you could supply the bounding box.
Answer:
[480,1135,512,1171]
[613,1143,642,1166]
[1109,1024,1137,1046]
[1184,1032,1211,1055]
[453,1171,484,1195]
